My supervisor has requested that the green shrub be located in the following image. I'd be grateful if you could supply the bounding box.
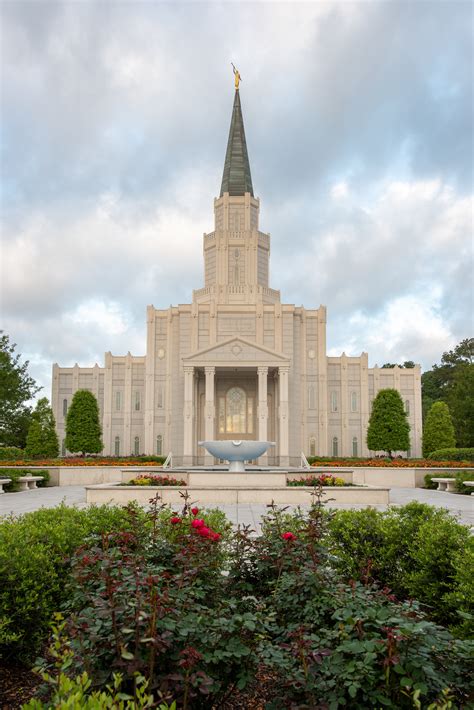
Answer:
[454,470,474,494]
[0,446,25,461]
[0,503,150,662]
[327,502,471,628]
[0,468,49,492]
[427,447,474,461]
[423,473,438,489]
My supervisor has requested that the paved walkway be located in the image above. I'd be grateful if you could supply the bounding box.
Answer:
[1,486,472,529]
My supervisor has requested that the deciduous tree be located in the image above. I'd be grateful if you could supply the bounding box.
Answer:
[367,389,410,458]
[422,401,456,457]
[65,390,102,456]
[0,331,41,448]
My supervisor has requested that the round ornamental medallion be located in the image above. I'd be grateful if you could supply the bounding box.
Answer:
[157,348,165,359]
[231,344,243,357]
[308,349,316,359]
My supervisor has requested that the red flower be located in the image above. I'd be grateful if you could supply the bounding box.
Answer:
[191,507,199,516]
[211,532,221,541]
[170,516,182,525]
[282,532,296,541]
[197,526,211,537]
[191,518,205,529]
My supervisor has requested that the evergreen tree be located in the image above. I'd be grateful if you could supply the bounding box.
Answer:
[25,397,59,459]
[65,390,102,456]
[446,365,474,447]
[0,331,41,447]
[422,401,456,457]
[366,389,410,458]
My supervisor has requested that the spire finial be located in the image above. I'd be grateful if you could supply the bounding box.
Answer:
[231,62,241,90]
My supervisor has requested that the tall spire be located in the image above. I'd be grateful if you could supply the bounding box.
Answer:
[220,89,254,197]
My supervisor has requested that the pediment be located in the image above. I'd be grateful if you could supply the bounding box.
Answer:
[183,336,290,367]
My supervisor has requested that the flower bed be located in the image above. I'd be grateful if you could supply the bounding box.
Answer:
[123,474,186,487]
[0,456,164,467]
[308,457,473,468]
[288,473,354,487]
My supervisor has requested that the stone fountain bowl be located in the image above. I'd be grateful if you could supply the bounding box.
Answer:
[198,440,276,471]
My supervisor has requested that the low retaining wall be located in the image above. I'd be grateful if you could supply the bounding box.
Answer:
[0,466,165,486]
[305,467,474,488]
[86,483,390,506]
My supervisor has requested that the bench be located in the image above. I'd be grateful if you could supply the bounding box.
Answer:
[18,475,44,491]
[431,477,456,492]
[0,478,12,494]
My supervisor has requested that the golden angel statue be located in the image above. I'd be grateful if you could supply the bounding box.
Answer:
[231,63,241,90]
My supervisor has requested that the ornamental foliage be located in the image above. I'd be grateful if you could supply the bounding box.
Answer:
[366,388,410,457]
[25,398,59,459]
[422,401,456,458]
[65,390,103,456]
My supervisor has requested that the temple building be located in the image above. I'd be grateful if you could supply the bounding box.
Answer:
[52,84,422,464]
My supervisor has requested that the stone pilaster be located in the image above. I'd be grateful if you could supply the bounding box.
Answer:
[103,353,113,456]
[123,353,132,455]
[257,366,269,464]
[183,366,195,465]
[204,366,216,464]
[144,307,156,454]
[279,366,289,466]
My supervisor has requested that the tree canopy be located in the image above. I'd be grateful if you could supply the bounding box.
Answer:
[422,401,456,458]
[25,397,59,459]
[366,388,410,457]
[422,338,474,447]
[0,331,41,448]
[65,390,103,456]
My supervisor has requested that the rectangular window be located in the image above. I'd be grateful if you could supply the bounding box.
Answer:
[331,391,338,413]
[351,392,357,412]
[63,399,68,416]
[115,391,122,412]
[134,391,141,411]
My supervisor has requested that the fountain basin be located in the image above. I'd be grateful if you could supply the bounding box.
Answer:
[199,440,275,471]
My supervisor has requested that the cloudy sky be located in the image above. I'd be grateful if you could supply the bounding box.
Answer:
[1,0,472,399]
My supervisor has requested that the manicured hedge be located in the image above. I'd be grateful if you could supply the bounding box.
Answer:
[0,468,50,492]
[0,446,24,461]
[327,502,473,635]
[427,447,474,461]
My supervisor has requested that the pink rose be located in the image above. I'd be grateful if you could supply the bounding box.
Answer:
[191,519,205,529]
[197,526,211,537]
[170,516,181,525]
[191,507,199,516]
[282,532,296,541]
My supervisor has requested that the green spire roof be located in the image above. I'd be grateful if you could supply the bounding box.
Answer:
[220,90,254,197]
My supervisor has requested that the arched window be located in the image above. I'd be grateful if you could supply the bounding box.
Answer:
[61,439,66,456]
[332,436,339,457]
[227,387,246,433]
[351,392,357,412]
[309,437,316,457]
[156,435,162,456]
[63,399,68,416]
[114,436,120,457]
[115,391,122,412]
[331,391,338,412]
[352,437,358,457]
[134,436,140,456]
[405,399,410,416]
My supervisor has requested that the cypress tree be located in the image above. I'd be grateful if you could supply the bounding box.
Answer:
[65,390,102,456]
[366,388,410,458]
[25,397,59,459]
[422,401,456,457]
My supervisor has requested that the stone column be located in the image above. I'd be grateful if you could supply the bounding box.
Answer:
[204,366,216,464]
[279,366,290,466]
[183,366,194,466]
[258,366,269,464]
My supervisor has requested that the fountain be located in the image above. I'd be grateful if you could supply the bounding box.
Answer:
[198,440,275,472]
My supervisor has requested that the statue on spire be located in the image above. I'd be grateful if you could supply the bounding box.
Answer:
[231,63,241,90]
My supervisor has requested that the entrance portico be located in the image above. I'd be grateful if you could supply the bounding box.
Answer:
[182,337,290,466]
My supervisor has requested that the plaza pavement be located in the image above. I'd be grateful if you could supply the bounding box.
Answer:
[0,485,472,530]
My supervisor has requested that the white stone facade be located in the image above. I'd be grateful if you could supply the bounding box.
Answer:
[52,91,422,464]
